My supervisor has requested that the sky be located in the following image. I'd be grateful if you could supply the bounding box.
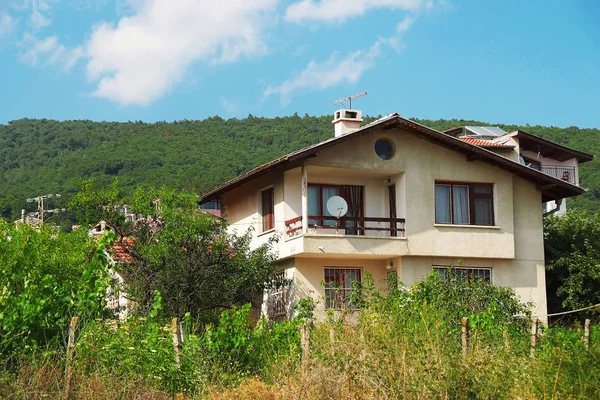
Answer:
[0,0,599,128]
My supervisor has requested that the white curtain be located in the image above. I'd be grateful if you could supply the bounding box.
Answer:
[453,185,469,224]
[435,185,451,223]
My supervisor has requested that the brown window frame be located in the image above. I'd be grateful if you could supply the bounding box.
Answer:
[308,183,365,234]
[261,187,274,232]
[435,181,495,226]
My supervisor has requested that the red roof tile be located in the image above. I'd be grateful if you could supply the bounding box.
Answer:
[458,137,512,147]
[110,237,134,263]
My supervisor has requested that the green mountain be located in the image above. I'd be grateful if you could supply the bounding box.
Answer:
[1,115,598,224]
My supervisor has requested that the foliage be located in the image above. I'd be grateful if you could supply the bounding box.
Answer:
[70,180,279,323]
[0,220,113,356]
[204,304,301,383]
[1,116,598,224]
[544,210,600,320]
[1,273,600,399]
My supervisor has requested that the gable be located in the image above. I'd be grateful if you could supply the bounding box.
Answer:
[203,115,585,202]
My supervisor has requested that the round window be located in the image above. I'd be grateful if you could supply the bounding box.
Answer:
[374,139,394,160]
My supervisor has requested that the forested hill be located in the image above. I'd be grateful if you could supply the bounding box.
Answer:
[1,115,599,224]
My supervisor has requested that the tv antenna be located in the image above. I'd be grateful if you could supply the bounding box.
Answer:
[332,91,367,110]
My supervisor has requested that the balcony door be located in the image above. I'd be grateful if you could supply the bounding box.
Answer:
[307,184,363,235]
[388,184,397,237]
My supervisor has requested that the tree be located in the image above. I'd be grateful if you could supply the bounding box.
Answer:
[544,211,600,321]
[0,220,113,355]
[70,180,279,322]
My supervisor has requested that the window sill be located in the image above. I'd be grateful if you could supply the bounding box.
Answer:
[434,224,500,229]
[258,228,276,237]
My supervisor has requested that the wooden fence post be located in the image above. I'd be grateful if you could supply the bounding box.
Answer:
[301,319,313,365]
[530,318,538,358]
[171,317,183,368]
[461,317,470,359]
[583,319,591,351]
[64,316,79,400]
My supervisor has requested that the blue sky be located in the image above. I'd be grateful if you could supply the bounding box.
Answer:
[0,0,598,128]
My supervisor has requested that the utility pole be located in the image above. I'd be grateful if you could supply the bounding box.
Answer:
[25,194,63,224]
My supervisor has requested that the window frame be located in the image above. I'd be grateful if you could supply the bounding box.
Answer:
[433,266,492,282]
[324,267,362,309]
[308,183,341,226]
[260,187,274,232]
[435,181,495,226]
[307,184,365,232]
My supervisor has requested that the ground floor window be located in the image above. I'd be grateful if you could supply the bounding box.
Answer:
[433,266,492,282]
[324,267,362,309]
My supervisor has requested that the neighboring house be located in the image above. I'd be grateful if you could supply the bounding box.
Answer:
[444,126,593,216]
[90,220,131,317]
[202,110,592,320]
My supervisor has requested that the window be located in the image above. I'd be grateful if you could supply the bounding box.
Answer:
[374,139,394,160]
[261,188,274,231]
[433,266,491,282]
[308,184,340,226]
[435,182,494,226]
[324,267,361,309]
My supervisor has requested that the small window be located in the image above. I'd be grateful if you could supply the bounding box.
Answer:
[374,139,394,160]
[433,266,491,282]
[324,267,362,309]
[261,188,274,232]
[435,182,494,226]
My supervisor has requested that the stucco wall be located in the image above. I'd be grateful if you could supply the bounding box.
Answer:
[221,169,284,250]
[292,257,389,319]
[305,128,517,259]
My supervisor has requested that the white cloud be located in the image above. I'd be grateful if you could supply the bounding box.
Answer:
[285,0,424,23]
[0,13,17,38]
[219,96,239,115]
[264,49,377,105]
[265,14,415,104]
[19,33,82,68]
[25,0,56,30]
[84,0,277,106]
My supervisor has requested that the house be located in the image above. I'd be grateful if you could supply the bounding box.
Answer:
[444,126,593,216]
[202,110,592,320]
[90,220,131,317]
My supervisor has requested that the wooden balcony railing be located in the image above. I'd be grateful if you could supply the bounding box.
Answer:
[540,165,576,185]
[285,215,406,237]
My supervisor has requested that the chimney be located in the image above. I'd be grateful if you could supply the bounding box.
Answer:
[333,109,363,137]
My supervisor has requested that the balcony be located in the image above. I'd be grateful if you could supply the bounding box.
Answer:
[540,165,576,185]
[285,215,406,237]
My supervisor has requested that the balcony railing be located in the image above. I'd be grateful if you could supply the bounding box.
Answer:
[285,215,406,237]
[540,165,576,185]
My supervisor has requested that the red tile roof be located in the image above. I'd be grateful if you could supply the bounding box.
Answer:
[110,237,134,263]
[458,137,513,148]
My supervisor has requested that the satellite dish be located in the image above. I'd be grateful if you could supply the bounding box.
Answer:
[326,196,348,218]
